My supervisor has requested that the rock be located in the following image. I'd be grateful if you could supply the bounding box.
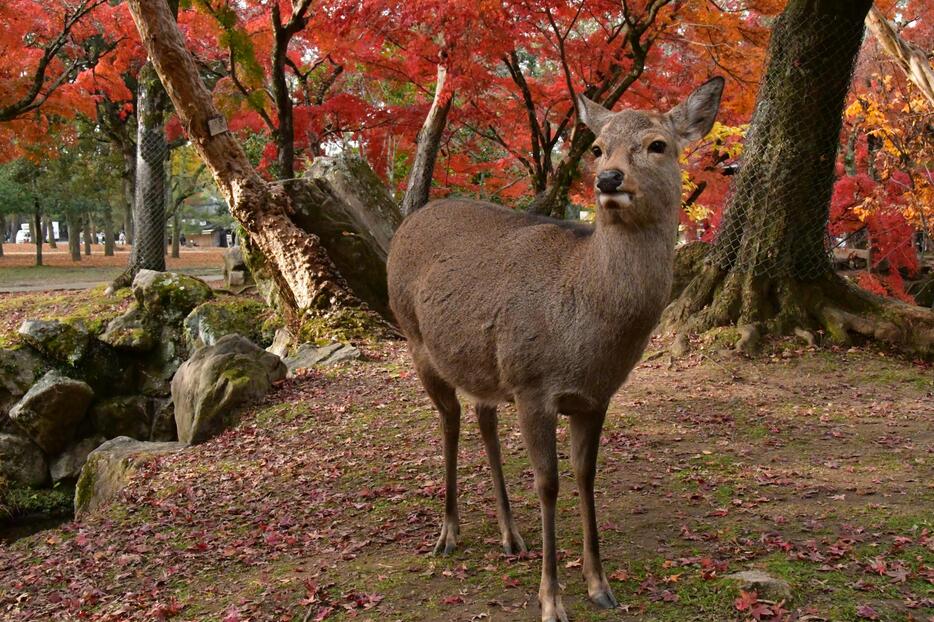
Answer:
[50,435,105,483]
[266,327,293,359]
[670,333,692,358]
[670,241,711,302]
[172,335,286,444]
[223,247,252,289]
[725,570,792,602]
[18,319,90,366]
[0,433,48,487]
[8,371,94,455]
[0,348,45,433]
[149,398,176,442]
[90,396,151,440]
[99,306,156,352]
[74,436,185,518]
[77,341,139,398]
[183,298,271,351]
[794,327,817,347]
[284,342,361,375]
[906,274,934,308]
[132,270,214,323]
[138,326,187,397]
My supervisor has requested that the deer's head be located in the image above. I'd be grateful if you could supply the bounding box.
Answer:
[578,77,724,227]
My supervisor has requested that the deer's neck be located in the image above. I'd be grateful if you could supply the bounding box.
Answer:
[577,219,677,323]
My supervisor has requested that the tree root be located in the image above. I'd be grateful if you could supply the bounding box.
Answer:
[663,248,934,360]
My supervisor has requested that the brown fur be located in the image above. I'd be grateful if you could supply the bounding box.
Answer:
[387,78,724,621]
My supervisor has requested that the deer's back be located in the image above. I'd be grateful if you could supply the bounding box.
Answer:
[388,199,626,406]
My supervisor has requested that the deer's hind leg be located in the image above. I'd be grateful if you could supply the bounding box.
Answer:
[476,404,526,555]
[412,353,462,556]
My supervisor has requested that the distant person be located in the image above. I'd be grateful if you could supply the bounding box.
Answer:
[118,232,126,246]
[180,233,186,246]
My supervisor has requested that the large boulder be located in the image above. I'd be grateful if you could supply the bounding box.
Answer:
[172,334,286,444]
[284,342,361,376]
[0,433,48,488]
[138,326,187,397]
[50,435,105,483]
[74,436,185,518]
[18,320,90,366]
[132,270,214,323]
[148,398,176,442]
[8,371,94,455]
[183,298,271,351]
[90,396,151,440]
[98,306,156,352]
[0,348,45,433]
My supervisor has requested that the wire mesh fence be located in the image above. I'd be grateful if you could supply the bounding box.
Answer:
[704,14,873,282]
[129,126,169,274]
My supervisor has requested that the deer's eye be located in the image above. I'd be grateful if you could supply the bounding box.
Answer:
[591,145,602,157]
[648,140,667,154]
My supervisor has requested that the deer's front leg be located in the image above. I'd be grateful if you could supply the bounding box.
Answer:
[516,398,567,622]
[570,410,618,609]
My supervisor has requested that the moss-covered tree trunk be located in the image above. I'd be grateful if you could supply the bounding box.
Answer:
[663,0,934,358]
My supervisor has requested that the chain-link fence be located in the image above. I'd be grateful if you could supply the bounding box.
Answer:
[703,14,875,282]
[129,126,169,274]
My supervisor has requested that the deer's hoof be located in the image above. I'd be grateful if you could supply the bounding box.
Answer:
[539,594,569,622]
[502,530,527,556]
[589,587,619,610]
[432,519,458,556]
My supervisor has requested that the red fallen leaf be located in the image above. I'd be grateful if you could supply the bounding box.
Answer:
[707,508,729,517]
[867,557,887,575]
[609,569,630,581]
[221,606,243,622]
[503,574,521,587]
[565,558,582,569]
[441,595,465,605]
[735,590,758,612]
[856,603,880,619]
[660,589,678,602]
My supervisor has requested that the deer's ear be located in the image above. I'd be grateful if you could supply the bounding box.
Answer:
[577,94,612,134]
[669,77,725,145]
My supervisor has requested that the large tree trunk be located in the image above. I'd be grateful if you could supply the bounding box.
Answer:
[401,63,453,216]
[83,218,92,256]
[131,60,168,273]
[126,0,372,328]
[103,207,115,256]
[44,215,56,249]
[663,0,934,358]
[171,210,180,258]
[67,214,81,262]
[122,147,136,245]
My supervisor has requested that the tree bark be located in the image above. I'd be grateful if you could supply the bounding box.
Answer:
[67,214,81,261]
[401,63,453,216]
[663,0,934,358]
[125,0,368,323]
[171,211,180,258]
[32,205,42,267]
[104,207,115,256]
[44,215,57,248]
[83,218,93,256]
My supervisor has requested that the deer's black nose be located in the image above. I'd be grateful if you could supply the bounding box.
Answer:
[596,170,624,193]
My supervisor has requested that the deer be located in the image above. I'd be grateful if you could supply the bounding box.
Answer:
[386,77,724,622]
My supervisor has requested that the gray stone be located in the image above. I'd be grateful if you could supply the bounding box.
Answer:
[0,433,48,487]
[227,271,245,286]
[50,435,105,483]
[149,398,176,442]
[74,436,185,518]
[266,327,293,359]
[0,348,45,433]
[172,335,285,444]
[725,570,792,602]
[223,247,251,289]
[8,371,94,455]
[132,270,214,322]
[90,396,151,440]
[18,320,89,366]
[284,342,361,375]
[183,299,270,351]
[99,306,155,352]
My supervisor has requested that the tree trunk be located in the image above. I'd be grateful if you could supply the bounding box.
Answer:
[401,63,453,216]
[126,0,372,328]
[83,218,92,256]
[104,207,115,256]
[171,210,180,258]
[131,60,169,273]
[663,0,934,358]
[0,214,5,257]
[32,206,42,267]
[123,147,136,245]
[44,215,56,248]
[67,214,81,262]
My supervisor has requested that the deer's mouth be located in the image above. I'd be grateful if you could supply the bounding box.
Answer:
[597,191,635,210]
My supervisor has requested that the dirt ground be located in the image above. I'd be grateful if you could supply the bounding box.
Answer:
[0,245,225,288]
[0,338,931,622]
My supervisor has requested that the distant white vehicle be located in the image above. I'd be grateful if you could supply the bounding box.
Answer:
[15,229,31,244]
